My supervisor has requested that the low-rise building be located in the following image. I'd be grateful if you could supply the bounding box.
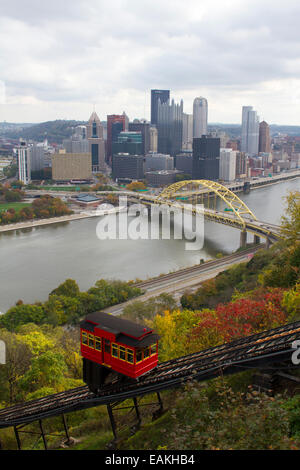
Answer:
[145,169,181,187]
[69,194,102,208]
[145,152,174,171]
[52,152,92,181]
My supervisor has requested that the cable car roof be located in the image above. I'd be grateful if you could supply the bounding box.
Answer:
[80,311,154,339]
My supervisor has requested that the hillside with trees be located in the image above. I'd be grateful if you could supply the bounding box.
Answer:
[0,190,299,450]
[0,120,87,143]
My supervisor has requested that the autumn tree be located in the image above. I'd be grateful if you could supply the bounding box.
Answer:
[0,330,32,404]
[281,190,300,245]
[126,181,147,191]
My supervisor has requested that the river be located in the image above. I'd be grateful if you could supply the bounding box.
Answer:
[0,178,299,313]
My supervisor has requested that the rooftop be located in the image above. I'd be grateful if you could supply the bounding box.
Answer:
[76,195,100,203]
[81,311,153,339]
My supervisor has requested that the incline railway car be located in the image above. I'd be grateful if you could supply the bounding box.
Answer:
[80,311,160,393]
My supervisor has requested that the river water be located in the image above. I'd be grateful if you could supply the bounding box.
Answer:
[0,179,299,313]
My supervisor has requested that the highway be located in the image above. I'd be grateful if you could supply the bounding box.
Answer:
[104,246,262,315]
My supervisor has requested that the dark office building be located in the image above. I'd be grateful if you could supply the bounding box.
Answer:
[192,135,220,180]
[112,121,124,145]
[151,89,170,125]
[112,153,144,180]
[112,132,143,156]
[107,113,128,160]
[176,151,193,176]
[157,99,183,157]
[129,121,151,155]
[145,169,181,187]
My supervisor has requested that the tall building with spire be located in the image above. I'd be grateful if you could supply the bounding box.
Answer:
[193,97,208,138]
[87,111,105,172]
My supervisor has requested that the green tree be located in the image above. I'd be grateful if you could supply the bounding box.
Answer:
[0,330,32,404]
[282,283,300,322]
[281,190,300,244]
[0,304,45,331]
[50,279,80,298]
[4,190,22,202]
[18,351,67,395]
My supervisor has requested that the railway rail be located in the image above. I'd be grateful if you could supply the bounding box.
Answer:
[133,245,261,290]
[1,319,300,430]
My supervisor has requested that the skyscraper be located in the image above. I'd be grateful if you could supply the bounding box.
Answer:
[16,140,31,185]
[129,120,151,155]
[241,106,259,156]
[259,121,271,153]
[193,97,208,138]
[112,132,143,155]
[87,111,105,172]
[157,98,183,156]
[107,113,129,160]
[182,113,193,150]
[149,127,158,152]
[219,148,237,181]
[151,89,170,125]
[192,135,220,180]
[235,152,248,178]
[30,143,45,173]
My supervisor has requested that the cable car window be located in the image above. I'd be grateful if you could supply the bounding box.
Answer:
[119,346,126,361]
[104,339,111,354]
[127,350,134,364]
[95,337,101,351]
[88,334,95,348]
[136,350,143,363]
[112,344,118,358]
[144,347,150,359]
[81,331,88,345]
[150,343,157,355]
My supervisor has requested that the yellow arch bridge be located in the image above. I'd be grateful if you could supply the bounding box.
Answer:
[137,180,282,247]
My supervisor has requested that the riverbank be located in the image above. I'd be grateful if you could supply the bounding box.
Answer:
[0,205,126,233]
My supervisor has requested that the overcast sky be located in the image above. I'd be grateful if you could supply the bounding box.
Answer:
[0,0,300,124]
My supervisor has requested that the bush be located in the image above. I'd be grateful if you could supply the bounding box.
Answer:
[167,380,298,450]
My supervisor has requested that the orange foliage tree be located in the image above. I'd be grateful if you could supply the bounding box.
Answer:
[191,288,287,347]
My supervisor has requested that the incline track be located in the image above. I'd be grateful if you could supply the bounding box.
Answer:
[1,320,300,429]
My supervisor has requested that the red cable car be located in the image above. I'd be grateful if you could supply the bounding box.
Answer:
[80,311,160,393]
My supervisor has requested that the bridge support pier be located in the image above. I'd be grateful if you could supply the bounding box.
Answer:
[240,230,247,248]
[254,235,260,245]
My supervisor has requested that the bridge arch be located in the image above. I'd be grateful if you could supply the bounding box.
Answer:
[157,180,257,228]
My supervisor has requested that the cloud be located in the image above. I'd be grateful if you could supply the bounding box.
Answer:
[0,0,299,124]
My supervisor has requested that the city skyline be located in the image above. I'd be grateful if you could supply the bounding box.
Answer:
[0,0,300,125]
